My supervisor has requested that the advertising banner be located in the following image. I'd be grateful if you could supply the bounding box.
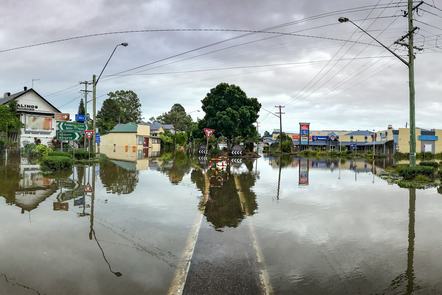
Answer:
[299,123,310,145]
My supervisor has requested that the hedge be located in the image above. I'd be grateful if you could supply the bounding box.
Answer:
[397,165,436,180]
[48,151,73,158]
[419,161,439,168]
[73,149,94,160]
[40,156,73,171]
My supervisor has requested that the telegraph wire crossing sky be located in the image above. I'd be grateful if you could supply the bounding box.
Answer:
[1,0,442,133]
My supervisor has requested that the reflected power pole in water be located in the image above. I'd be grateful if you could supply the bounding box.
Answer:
[274,105,285,153]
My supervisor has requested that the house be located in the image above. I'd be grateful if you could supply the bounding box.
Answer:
[147,121,175,136]
[100,122,161,161]
[0,87,61,147]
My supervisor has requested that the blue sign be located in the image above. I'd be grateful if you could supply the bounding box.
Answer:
[74,197,85,206]
[419,135,438,141]
[95,133,101,144]
[312,136,328,141]
[75,114,86,123]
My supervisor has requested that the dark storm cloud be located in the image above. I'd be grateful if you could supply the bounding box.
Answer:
[0,0,441,132]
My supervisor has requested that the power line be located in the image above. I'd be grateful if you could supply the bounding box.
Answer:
[107,55,404,77]
[289,0,386,103]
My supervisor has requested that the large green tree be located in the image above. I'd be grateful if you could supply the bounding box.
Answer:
[198,83,261,147]
[157,104,193,132]
[96,90,142,134]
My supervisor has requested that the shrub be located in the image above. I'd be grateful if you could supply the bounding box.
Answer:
[420,152,434,160]
[73,149,94,160]
[414,174,432,182]
[40,156,73,171]
[48,151,73,158]
[397,166,436,180]
[24,143,52,158]
[0,140,4,151]
[419,161,439,168]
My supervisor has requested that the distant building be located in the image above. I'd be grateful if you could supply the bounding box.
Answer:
[0,87,61,147]
[147,121,175,136]
[100,122,161,161]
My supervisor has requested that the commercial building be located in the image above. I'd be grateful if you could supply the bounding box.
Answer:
[394,128,442,154]
[0,87,61,147]
[100,122,161,161]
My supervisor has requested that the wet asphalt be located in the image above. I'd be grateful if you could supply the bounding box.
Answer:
[183,219,265,295]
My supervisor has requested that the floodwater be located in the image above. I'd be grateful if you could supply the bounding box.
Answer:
[0,152,442,295]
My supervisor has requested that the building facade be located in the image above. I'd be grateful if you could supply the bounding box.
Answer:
[100,122,161,161]
[394,128,442,154]
[0,88,61,147]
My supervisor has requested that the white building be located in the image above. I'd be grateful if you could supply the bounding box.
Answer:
[0,87,61,147]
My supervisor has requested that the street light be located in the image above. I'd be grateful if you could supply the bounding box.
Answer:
[338,15,416,167]
[92,42,128,153]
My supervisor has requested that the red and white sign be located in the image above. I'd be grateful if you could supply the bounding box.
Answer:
[85,130,94,139]
[84,183,93,193]
[55,113,70,121]
[203,128,215,138]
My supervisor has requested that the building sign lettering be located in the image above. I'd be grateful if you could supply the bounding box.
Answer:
[17,104,39,111]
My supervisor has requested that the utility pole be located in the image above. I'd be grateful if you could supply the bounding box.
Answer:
[407,0,417,167]
[275,105,285,153]
[80,81,92,148]
[92,75,97,154]
[338,0,423,167]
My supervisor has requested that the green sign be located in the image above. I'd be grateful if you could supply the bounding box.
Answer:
[57,131,82,141]
[57,121,86,132]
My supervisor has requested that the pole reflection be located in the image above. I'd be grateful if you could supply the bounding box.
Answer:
[88,164,122,277]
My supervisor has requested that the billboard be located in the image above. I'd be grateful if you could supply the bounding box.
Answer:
[299,123,310,145]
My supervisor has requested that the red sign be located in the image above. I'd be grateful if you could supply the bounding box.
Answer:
[203,128,215,138]
[55,113,70,121]
[84,183,93,193]
[85,130,94,139]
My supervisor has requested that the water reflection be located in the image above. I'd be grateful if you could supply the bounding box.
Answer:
[191,158,258,229]
[100,159,139,195]
[154,152,193,185]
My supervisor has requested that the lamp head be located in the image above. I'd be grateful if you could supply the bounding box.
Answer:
[338,17,349,23]
[120,42,129,47]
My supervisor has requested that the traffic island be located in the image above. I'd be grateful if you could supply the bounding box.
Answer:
[380,162,442,189]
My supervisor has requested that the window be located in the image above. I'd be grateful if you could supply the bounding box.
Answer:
[113,144,116,152]
[25,115,52,131]
[137,136,144,145]
[350,136,354,141]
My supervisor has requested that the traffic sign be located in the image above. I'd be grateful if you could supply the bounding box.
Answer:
[203,128,215,138]
[57,121,86,132]
[85,130,94,139]
[55,113,70,121]
[75,114,86,123]
[95,133,101,144]
[84,183,93,193]
[57,131,81,141]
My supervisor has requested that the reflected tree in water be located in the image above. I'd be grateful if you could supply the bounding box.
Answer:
[0,152,20,204]
[191,160,258,229]
[159,152,193,185]
[99,160,139,195]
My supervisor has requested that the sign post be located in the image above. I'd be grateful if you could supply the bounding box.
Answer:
[85,130,94,160]
[299,123,310,148]
[203,128,215,155]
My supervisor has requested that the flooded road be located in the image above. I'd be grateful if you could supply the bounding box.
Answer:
[1,152,442,294]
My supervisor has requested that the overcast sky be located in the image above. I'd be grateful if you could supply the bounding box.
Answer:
[1,0,441,133]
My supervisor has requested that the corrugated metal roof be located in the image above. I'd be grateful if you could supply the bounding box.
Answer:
[110,122,138,133]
